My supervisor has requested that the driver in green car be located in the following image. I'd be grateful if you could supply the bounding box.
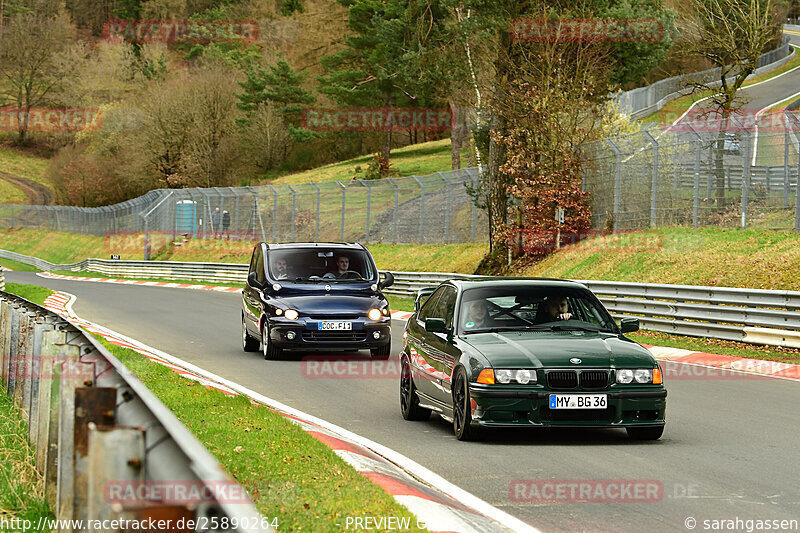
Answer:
[538,295,573,322]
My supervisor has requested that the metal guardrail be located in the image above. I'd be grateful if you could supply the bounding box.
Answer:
[0,292,267,532]
[3,248,800,348]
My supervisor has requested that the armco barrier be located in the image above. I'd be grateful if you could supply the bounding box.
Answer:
[0,291,267,532]
[4,248,799,348]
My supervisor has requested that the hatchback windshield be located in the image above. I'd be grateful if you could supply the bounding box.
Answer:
[459,286,617,334]
[268,248,375,282]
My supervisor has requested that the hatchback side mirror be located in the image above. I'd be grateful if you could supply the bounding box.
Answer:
[379,271,394,290]
[425,318,449,334]
[620,317,639,333]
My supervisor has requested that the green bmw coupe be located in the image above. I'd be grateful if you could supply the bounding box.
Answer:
[400,279,667,441]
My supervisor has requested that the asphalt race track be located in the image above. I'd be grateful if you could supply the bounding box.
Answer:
[10,271,800,532]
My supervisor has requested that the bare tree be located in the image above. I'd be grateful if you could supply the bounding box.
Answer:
[0,12,73,143]
[681,0,779,207]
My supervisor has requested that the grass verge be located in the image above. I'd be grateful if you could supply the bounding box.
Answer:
[95,336,426,532]
[629,330,800,365]
[523,227,800,290]
[0,258,40,272]
[3,283,52,306]
[0,146,51,188]
[49,270,240,288]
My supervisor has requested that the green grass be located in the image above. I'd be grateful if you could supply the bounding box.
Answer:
[0,178,26,204]
[0,258,40,272]
[524,227,800,290]
[49,270,240,288]
[629,330,800,364]
[369,243,487,273]
[96,336,426,532]
[268,139,471,185]
[0,146,50,188]
[0,390,53,532]
[386,295,415,313]
[3,283,52,306]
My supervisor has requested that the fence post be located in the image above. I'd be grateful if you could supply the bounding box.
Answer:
[310,182,320,241]
[387,178,399,244]
[796,143,800,231]
[643,131,659,228]
[437,171,452,243]
[603,139,621,232]
[785,122,791,208]
[741,129,751,229]
[693,133,701,227]
[359,179,371,242]
[336,181,346,241]
[267,185,278,242]
[412,175,425,243]
[287,185,296,243]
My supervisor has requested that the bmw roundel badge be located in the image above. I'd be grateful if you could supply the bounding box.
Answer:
[570,358,582,365]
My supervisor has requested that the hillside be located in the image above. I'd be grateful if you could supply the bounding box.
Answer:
[523,227,800,290]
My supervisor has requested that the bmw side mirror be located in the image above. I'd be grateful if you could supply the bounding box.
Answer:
[379,271,394,290]
[247,271,257,286]
[425,318,449,334]
[620,317,639,333]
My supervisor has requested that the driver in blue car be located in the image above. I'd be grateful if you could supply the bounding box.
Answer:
[335,255,351,277]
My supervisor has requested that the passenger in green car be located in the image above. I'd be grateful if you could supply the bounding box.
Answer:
[464,299,492,329]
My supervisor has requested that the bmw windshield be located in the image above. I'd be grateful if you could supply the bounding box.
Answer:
[267,248,376,283]
[459,286,618,334]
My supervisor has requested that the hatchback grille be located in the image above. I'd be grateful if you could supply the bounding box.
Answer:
[580,370,609,390]
[303,331,367,342]
[547,371,578,389]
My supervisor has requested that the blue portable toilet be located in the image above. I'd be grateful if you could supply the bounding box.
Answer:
[175,200,197,236]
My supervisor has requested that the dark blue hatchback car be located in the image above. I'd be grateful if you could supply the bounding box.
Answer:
[241,242,395,360]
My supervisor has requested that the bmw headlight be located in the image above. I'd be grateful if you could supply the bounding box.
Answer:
[284,309,299,320]
[496,369,513,384]
[616,369,634,384]
[493,369,536,384]
[616,368,658,384]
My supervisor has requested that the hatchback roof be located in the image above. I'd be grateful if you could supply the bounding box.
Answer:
[264,242,366,250]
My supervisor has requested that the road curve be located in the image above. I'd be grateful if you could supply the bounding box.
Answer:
[10,271,800,533]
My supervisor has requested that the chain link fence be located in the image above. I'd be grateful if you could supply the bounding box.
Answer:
[583,111,800,231]
[0,168,488,245]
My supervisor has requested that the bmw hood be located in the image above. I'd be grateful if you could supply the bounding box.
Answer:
[462,331,655,368]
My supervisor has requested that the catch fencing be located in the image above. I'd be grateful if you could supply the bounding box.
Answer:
[0,291,266,531]
[613,35,794,118]
[582,110,800,231]
[0,168,487,246]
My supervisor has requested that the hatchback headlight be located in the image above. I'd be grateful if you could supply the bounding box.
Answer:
[284,309,299,320]
[368,308,382,321]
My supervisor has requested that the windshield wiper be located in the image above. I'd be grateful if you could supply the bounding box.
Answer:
[544,324,614,333]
